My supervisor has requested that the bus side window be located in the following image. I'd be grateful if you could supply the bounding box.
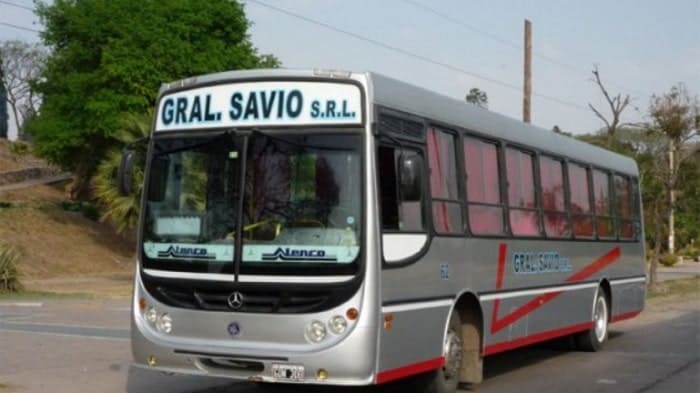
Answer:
[463,136,505,235]
[378,145,424,231]
[569,163,594,238]
[614,174,635,240]
[631,178,642,240]
[540,155,570,238]
[505,147,541,236]
[427,127,463,234]
[592,169,615,239]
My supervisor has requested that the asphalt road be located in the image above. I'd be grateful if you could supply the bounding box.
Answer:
[658,260,700,282]
[0,296,697,393]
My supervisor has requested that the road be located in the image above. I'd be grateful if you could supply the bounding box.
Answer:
[658,260,700,282]
[0,296,697,393]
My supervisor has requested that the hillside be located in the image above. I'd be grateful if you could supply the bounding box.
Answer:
[0,141,135,296]
[0,140,47,172]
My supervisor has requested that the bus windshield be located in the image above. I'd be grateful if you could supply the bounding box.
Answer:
[141,132,361,276]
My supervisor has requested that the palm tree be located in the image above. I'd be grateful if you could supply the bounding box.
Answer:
[466,88,488,109]
[92,112,151,234]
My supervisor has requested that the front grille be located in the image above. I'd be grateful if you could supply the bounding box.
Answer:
[146,280,355,314]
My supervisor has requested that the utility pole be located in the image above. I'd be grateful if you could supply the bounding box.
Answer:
[669,140,675,254]
[523,19,532,123]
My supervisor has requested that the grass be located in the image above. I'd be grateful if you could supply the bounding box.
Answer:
[648,277,700,301]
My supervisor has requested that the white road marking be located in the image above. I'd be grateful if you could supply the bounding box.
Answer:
[0,302,44,307]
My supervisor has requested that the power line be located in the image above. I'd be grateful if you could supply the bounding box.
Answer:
[246,0,589,111]
[0,21,41,33]
[0,0,33,12]
[399,0,643,97]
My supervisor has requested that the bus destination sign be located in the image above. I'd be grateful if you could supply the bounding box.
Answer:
[155,81,363,131]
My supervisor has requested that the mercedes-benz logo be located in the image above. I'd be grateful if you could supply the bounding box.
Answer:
[228,291,244,310]
[227,322,241,337]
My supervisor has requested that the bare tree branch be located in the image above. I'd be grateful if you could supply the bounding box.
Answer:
[588,65,632,148]
[588,102,611,129]
[0,40,47,139]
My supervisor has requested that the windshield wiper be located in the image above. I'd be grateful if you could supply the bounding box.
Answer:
[248,128,356,152]
[153,129,238,156]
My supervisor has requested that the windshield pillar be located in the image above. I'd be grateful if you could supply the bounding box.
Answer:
[233,134,249,281]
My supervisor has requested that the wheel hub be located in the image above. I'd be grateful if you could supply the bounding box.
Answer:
[443,329,462,379]
[594,296,608,342]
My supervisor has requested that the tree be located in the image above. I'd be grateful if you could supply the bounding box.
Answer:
[29,0,279,199]
[674,149,700,248]
[610,85,699,288]
[647,84,699,255]
[0,66,7,139]
[466,87,488,109]
[615,127,668,287]
[588,65,632,148]
[0,41,47,140]
[92,112,150,234]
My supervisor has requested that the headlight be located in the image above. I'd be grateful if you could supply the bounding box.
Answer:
[305,320,326,343]
[144,307,158,324]
[156,313,173,334]
[328,315,347,334]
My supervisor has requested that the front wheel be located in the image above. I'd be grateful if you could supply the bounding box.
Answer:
[575,287,609,351]
[421,313,463,393]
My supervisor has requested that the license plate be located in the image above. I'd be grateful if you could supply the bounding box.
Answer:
[271,364,305,381]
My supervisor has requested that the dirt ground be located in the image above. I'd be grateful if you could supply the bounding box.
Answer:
[0,179,135,288]
[0,140,48,173]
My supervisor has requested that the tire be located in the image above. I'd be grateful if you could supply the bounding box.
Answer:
[575,287,609,351]
[421,313,463,393]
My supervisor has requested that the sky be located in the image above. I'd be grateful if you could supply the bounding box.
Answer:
[1,0,699,140]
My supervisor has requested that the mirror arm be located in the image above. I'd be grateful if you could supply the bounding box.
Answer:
[123,136,150,151]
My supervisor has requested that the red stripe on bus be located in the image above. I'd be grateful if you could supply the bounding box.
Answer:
[611,310,642,323]
[484,321,594,356]
[564,247,621,283]
[490,245,621,334]
[375,356,445,384]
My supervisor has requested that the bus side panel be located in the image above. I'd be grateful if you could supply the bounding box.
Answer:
[375,304,451,383]
[380,237,646,359]
[609,243,647,321]
[480,286,596,354]
[610,282,646,321]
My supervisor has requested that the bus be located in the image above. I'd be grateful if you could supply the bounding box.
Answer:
[119,69,646,392]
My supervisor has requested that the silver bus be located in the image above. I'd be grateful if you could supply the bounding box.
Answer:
[120,69,646,392]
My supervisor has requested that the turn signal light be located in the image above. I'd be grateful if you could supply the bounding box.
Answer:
[346,307,358,320]
[383,313,393,330]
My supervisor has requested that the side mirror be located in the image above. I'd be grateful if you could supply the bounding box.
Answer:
[117,149,136,196]
[399,153,423,201]
[147,157,169,202]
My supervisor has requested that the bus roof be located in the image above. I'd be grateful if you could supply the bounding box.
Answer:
[369,72,638,176]
[158,69,638,176]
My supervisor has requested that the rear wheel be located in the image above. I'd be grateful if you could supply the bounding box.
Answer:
[575,287,609,351]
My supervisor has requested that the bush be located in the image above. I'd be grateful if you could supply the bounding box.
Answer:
[81,203,100,221]
[8,141,31,156]
[60,200,100,221]
[0,244,22,292]
[686,248,699,262]
[0,201,12,209]
[659,254,679,267]
[60,200,81,212]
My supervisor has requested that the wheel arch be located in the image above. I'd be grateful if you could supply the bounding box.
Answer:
[598,278,612,315]
[443,290,484,347]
